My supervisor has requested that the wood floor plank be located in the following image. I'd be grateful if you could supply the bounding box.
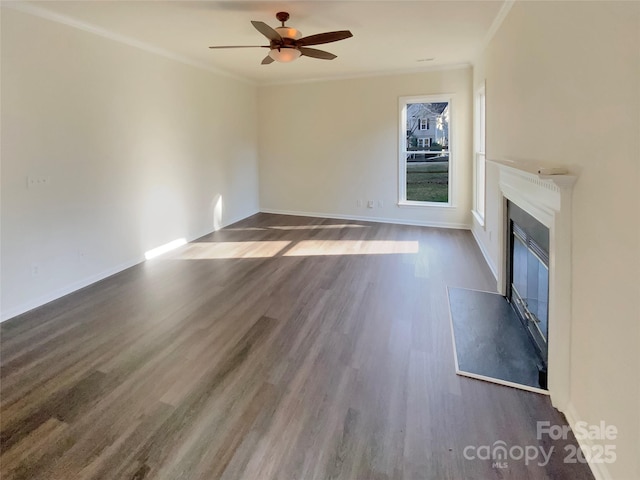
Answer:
[0,213,594,480]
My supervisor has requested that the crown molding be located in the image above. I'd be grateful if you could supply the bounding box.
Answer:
[472,0,516,64]
[2,1,256,85]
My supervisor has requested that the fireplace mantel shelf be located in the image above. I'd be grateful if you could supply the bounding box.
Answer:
[488,159,577,190]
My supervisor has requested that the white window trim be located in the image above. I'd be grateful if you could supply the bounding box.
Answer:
[398,94,455,208]
[472,82,486,226]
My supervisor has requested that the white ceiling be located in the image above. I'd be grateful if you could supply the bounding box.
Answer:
[24,1,506,84]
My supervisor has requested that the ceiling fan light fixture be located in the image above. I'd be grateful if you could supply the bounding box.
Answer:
[209,12,352,65]
[269,47,302,63]
[275,26,302,40]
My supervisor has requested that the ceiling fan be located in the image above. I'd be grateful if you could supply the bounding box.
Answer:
[209,12,353,64]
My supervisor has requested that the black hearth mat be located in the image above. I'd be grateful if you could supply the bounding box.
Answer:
[447,287,546,392]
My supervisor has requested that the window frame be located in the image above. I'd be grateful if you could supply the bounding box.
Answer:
[398,94,455,208]
[473,83,486,226]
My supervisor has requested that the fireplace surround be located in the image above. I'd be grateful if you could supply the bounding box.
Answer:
[490,159,576,411]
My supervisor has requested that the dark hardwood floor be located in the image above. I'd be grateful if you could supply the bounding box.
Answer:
[0,213,593,480]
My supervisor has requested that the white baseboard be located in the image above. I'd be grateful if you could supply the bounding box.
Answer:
[260,208,471,230]
[470,227,498,281]
[563,403,612,480]
[0,210,259,323]
[0,256,144,323]
[220,210,260,230]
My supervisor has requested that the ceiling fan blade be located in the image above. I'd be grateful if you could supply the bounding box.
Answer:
[251,21,282,42]
[261,55,274,65]
[209,45,269,49]
[296,30,353,47]
[299,47,337,60]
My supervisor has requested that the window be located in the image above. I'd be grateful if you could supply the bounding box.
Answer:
[473,84,486,224]
[399,95,452,205]
[419,118,430,130]
[417,138,431,148]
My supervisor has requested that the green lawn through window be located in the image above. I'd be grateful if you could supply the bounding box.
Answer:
[406,162,449,203]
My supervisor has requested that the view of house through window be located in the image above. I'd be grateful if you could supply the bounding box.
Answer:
[399,97,451,204]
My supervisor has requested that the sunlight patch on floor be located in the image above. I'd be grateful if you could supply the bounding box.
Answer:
[268,224,369,231]
[223,227,268,232]
[283,240,419,256]
[169,241,291,259]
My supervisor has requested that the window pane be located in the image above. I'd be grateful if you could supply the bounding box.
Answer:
[404,101,449,203]
[405,102,449,153]
[479,93,486,152]
[473,85,486,221]
[405,153,449,203]
[477,153,485,214]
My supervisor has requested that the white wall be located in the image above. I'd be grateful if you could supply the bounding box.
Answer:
[472,2,640,478]
[1,8,259,320]
[258,68,473,228]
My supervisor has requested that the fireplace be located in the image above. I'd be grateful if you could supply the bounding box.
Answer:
[491,159,576,410]
[507,202,550,383]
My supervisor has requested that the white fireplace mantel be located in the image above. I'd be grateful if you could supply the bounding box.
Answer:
[489,158,576,412]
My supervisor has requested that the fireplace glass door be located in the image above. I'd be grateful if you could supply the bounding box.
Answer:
[511,222,549,364]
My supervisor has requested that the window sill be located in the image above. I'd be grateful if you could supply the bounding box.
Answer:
[472,209,485,228]
[398,200,454,209]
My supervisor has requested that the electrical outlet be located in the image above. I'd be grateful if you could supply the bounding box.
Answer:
[378,200,384,208]
[27,176,50,188]
[357,200,363,207]
[367,200,374,208]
